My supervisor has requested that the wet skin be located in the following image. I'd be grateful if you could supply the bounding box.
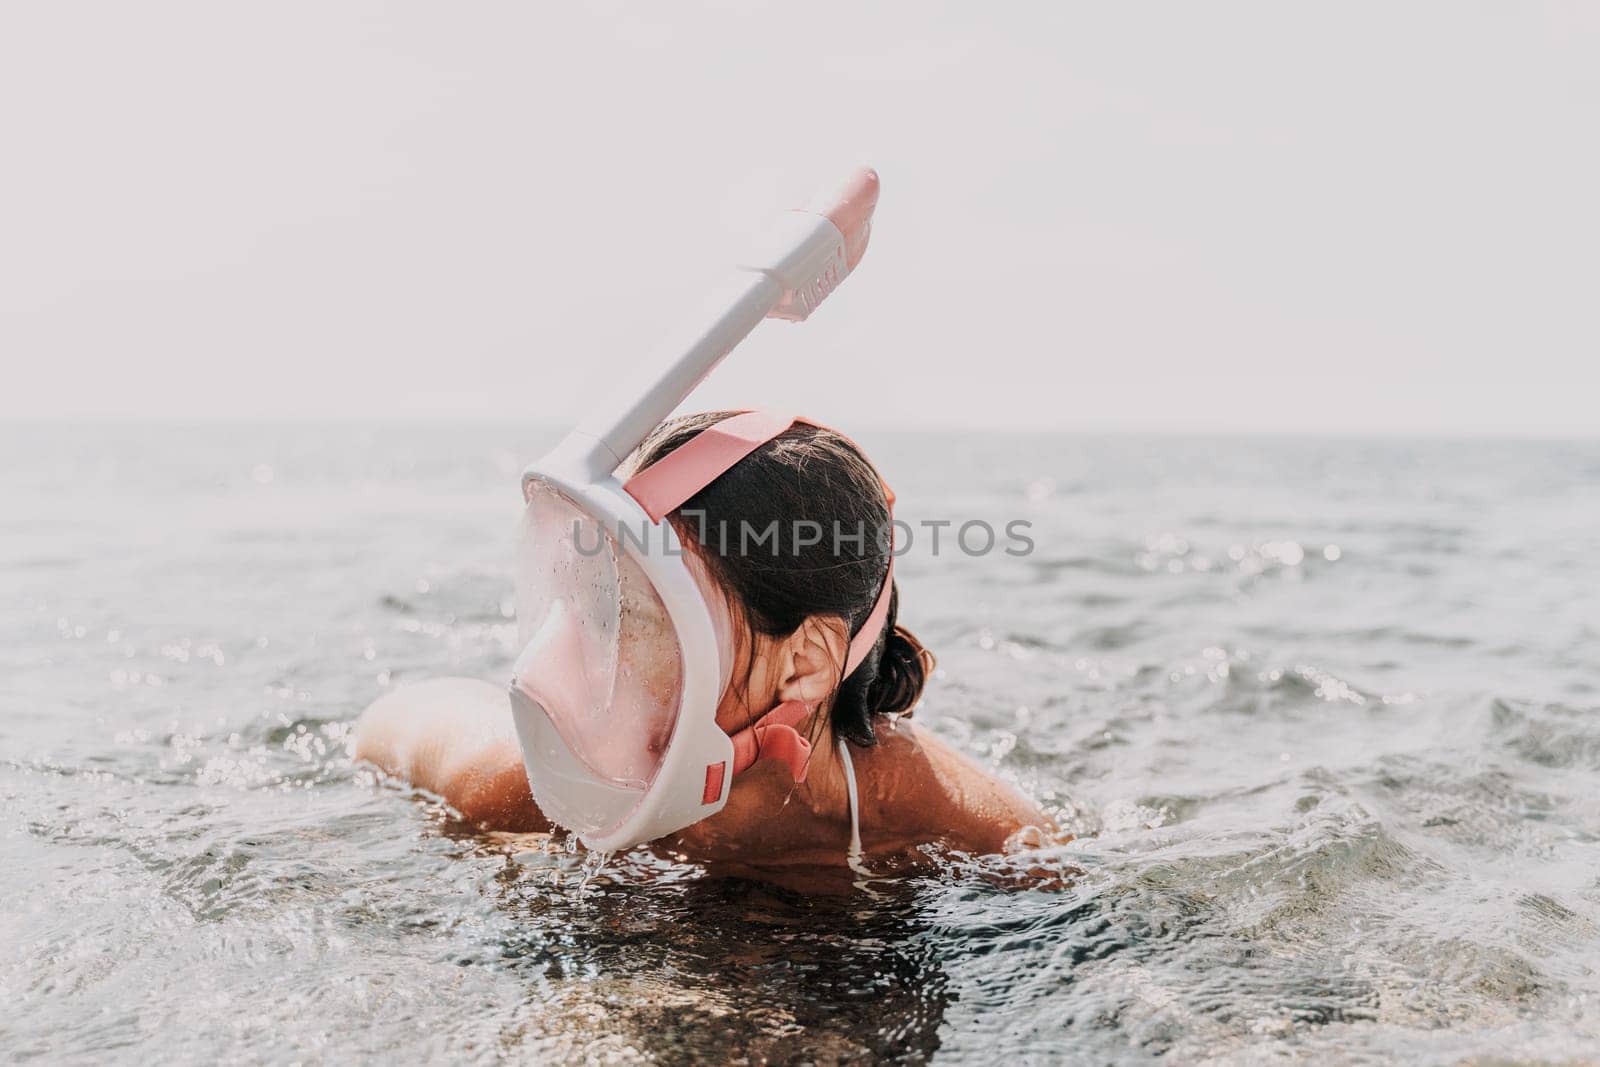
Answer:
[353,677,1048,871]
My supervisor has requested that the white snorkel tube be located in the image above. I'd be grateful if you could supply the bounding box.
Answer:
[542,168,880,482]
[511,169,881,851]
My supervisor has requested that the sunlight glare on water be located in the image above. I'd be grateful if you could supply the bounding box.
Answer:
[3,423,1600,1063]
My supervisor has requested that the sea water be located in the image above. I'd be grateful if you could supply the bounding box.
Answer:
[4,423,1599,1063]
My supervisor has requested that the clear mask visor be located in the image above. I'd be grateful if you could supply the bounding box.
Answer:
[510,481,685,838]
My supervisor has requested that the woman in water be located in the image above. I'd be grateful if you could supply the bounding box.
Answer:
[355,413,1048,873]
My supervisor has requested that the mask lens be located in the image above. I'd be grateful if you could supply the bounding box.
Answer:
[511,481,684,836]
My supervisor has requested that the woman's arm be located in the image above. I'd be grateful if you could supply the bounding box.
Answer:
[352,677,548,832]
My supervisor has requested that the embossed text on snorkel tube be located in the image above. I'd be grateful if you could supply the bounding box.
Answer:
[571,515,1035,559]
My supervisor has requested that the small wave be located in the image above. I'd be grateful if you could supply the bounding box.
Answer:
[1491,696,1600,770]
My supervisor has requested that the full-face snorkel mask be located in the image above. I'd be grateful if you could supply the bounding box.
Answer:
[509,169,891,852]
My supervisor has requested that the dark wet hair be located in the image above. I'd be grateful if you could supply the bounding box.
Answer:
[632,411,932,746]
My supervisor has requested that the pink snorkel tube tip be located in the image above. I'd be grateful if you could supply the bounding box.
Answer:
[818,167,879,271]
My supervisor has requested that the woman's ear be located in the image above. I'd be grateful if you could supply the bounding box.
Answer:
[775,615,850,708]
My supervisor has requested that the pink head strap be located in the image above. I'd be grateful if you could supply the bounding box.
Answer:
[622,409,896,681]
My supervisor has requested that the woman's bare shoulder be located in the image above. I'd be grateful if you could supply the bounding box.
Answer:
[360,676,508,725]
[354,677,547,832]
[857,718,1049,857]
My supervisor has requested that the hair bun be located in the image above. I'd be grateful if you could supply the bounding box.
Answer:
[868,624,933,719]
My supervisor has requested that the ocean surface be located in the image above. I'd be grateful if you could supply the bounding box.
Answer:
[4,422,1599,1065]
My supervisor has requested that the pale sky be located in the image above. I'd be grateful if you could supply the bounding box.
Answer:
[3,2,1597,434]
